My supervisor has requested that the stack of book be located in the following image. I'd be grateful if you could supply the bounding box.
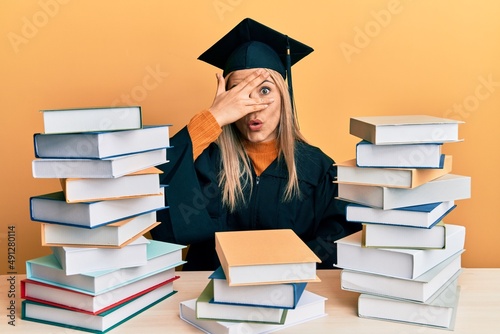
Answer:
[334,115,471,330]
[22,106,186,333]
[179,229,328,333]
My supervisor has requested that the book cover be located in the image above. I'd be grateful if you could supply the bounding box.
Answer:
[32,147,168,179]
[349,115,463,145]
[345,201,456,228]
[26,240,186,295]
[41,105,142,134]
[337,173,471,210]
[215,229,321,286]
[335,155,452,188]
[335,224,465,279]
[34,125,170,159]
[61,167,162,203]
[51,236,150,275]
[40,212,160,248]
[355,140,444,168]
[196,280,288,324]
[21,281,177,333]
[340,251,462,302]
[21,273,179,315]
[210,266,307,309]
[362,222,447,249]
[180,290,327,334]
[30,187,166,228]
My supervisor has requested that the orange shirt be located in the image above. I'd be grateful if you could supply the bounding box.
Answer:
[187,110,278,176]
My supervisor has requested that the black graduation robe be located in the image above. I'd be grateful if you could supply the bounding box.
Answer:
[150,127,361,270]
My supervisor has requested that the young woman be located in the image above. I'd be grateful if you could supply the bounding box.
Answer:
[151,18,360,270]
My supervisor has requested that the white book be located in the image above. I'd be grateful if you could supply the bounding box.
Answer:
[358,279,460,330]
[196,280,287,324]
[30,187,165,228]
[41,106,142,134]
[355,140,444,168]
[34,125,170,159]
[61,167,162,203]
[51,237,150,275]
[41,212,159,248]
[346,201,456,228]
[349,115,463,145]
[335,224,465,279]
[341,251,462,302]
[362,222,447,249]
[26,240,186,295]
[32,148,168,179]
[337,174,471,210]
[180,290,327,334]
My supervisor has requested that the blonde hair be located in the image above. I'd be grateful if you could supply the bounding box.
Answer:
[216,69,307,212]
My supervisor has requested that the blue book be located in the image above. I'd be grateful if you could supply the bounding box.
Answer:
[209,266,307,309]
[29,187,167,228]
[346,201,457,228]
[356,140,445,168]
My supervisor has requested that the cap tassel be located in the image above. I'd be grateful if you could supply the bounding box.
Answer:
[286,36,298,123]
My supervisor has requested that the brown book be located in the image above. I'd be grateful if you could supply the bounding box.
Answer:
[215,229,321,286]
[335,155,452,189]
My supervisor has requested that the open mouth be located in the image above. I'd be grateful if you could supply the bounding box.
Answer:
[248,119,263,131]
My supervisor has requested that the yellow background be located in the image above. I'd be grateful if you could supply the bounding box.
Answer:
[1,0,499,274]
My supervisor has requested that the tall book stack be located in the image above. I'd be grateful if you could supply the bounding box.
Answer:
[334,115,471,330]
[179,229,328,334]
[22,106,187,333]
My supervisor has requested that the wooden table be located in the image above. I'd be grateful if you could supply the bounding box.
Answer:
[1,269,499,333]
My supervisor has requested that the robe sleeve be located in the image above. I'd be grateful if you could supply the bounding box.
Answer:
[306,164,362,269]
[151,123,226,246]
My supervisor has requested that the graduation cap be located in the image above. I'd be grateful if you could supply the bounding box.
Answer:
[198,18,314,112]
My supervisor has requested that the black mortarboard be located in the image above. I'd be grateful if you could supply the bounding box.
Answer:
[198,18,314,110]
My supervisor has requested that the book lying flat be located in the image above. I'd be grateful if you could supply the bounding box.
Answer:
[26,240,185,295]
[215,229,321,286]
[34,125,170,159]
[337,174,471,210]
[30,188,166,228]
[41,106,142,134]
[51,236,150,275]
[349,115,463,145]
[346,201,456,228]
[21,273,179,314]
[22,280,177,333]
[210,266,307,309]
[32,148,168,178]
[180,290,327,334]
[196,280,287,324]
[61,167,162,203]
[335,155,452,188]
[41,212,159,248]
[335,224,465,279]
[362,222,447,249]
[358,279,461,330]
[355,140,444,168]
[341,251,462,302]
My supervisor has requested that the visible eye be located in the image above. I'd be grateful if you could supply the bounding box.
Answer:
[260,86,271,95]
